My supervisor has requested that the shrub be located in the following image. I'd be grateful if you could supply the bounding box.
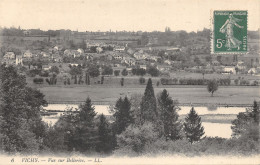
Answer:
[33,78,44,84]
[139,77,146,84]
[116,122,160,154]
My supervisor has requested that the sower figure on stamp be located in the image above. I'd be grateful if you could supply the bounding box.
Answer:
[220,13,244,50]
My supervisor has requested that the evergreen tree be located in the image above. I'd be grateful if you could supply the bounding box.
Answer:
[140,78,157,124]
[66,98,98,152]
[157,89,182,140]
[113,97,133,134]
[96,114,113,153]
[183,107,204,144]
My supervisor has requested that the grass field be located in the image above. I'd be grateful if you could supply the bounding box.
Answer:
[37,85,260,105]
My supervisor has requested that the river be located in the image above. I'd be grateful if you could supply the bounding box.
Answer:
[41,104,247,139]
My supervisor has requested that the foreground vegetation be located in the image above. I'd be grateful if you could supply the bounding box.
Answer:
[0,65,259,156]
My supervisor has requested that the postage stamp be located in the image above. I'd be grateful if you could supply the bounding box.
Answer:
[212,10,248,54]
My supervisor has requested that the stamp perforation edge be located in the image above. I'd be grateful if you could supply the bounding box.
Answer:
[210,10,248,55]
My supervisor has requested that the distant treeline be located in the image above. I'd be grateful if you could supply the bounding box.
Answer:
[161,78,258,86]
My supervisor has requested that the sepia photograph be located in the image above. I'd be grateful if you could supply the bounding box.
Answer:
[0,0,259,164]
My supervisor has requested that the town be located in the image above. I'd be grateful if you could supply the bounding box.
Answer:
[1,27,259,92]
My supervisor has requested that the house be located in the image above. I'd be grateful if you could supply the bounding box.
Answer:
[16,55,23,65]
[64,49,81,58]
[42,65,52,71]
[133,52,146,60]
[112,53,124,60]
[96,47,103,54]
[223,66,236,74]
[164,59,172,65]
[23,50,33,58]
[41,52,51,58]
[23,30,31,36]
[157,65,172,71]
[4,52,15,59]
[114,46,125,52]
[122,57,136,66]
[236,60,246,70]
[140,65,147,70]
[248,68,257,74]
[86,42,100,48]
[77,48,84,55]
[212,60,220,65]
[69,63,79,67]
[149,56,161,62]
[165,47,181,55]
[126,67,133,74]
[127,48,136,55]
[52,54,62,62]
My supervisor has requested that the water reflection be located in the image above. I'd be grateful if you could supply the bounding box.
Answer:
[42,104,246,138]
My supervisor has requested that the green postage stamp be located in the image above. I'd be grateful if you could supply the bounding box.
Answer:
[212,10,247,54]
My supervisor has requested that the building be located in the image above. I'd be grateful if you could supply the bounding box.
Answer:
[140,65,147,70]
[114,46,125,52]
[4,52,15,59]
[157,65,172,71]
[23,50,33,58]
[42,65,52,71]
[248,68,257,74]
[223,66,236,74]
[122,57,136,66]
[16,55,23,65]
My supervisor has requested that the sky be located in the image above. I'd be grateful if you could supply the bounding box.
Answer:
[0,0,259,32]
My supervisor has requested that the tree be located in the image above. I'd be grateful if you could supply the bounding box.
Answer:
[96,114,113,153]
[74,75,77,84]
[69,65,82,76]
[50,66,60,74]
[140,78,157,124]
[88,65,100,78]
[0,65,47,153]
[157,89,182,140]
[217,56,222,63]
[102,65,113,75]
[207,79,218,97]
[120,78,124,86]
[231,101,259,141]
[73,98,98,152]
[147,66,160,77]
[113,97,133,135]
[116,122,159,154]
[205,55,212,63]
[194,56,201,66]
[139,77,145,84]
[101,76,104,84]
[184,107,204,144]
[114,70,120,76]
[85,73,90,85]
[121,68,128,76]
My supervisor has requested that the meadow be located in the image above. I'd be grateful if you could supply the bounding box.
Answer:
[38,85,260,105]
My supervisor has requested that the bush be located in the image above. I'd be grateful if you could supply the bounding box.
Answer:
[40,71,49,77]
[116,122,160,154]
[114,70,120,76]
[139,77,146,84]
[115,137,260,156]
[33,78,44,84]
